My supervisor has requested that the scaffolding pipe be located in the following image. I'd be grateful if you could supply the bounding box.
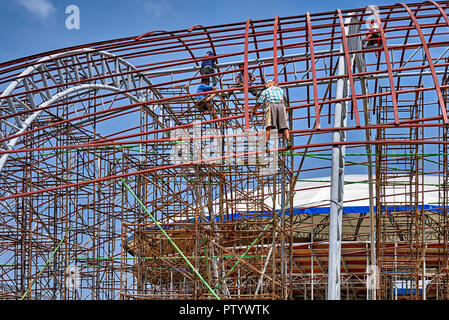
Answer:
[121,179,221,300]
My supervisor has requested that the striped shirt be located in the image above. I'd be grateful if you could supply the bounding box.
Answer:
[257,85,285,105]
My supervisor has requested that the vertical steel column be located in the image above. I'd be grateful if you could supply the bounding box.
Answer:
[327,13,352,300]
[351,13,377,300]
[244,19,250,131]
[273,16,279,85]
[306,12,321,130]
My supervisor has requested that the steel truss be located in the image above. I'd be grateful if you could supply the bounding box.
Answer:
[0,1,449,300]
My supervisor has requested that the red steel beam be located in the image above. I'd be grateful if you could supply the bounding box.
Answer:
[373,6,401,125]
[273,16,279,85]
[244,19,251,131]
[399,2,449,123]
[336,9,362,127]
[306,12,322,130]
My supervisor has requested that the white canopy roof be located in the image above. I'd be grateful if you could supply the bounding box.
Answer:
[205,174,441,216]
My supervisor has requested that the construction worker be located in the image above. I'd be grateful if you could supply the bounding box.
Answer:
[362,20,382,48]
[195,77,218,120]
[200,50,218,87]
[251,79,292,149]
[222,63,260,98]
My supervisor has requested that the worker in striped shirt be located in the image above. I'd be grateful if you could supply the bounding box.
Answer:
[251,79,292,149]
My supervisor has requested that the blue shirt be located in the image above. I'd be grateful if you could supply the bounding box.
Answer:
[201,55,216,68]
[196,83,213,100]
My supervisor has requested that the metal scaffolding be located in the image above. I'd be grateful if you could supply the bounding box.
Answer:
[0,1,449,300]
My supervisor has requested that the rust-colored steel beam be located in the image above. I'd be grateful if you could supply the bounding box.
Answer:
[0,1,448,301]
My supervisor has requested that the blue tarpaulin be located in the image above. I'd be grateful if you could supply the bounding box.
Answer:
[124,204,442,245]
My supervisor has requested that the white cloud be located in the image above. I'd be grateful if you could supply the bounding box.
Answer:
[144,0,175,18]
[15,0,56,19]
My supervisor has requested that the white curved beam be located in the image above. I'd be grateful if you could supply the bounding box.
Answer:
[0,48,180,172]
[0,84,160,172]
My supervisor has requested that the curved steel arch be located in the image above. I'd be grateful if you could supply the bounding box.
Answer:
[1,1,449,301]
[135,29,199,67]
[399,2,448,122]
[0,83,162,172]
[0,48,180,172]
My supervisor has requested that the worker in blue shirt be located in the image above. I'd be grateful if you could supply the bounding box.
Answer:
[200,51,218,87]
[195,77,218,120]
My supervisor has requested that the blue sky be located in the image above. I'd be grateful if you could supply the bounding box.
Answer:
[0,0,398,63]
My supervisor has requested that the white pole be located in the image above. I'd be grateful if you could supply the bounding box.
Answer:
[327,16,351,300]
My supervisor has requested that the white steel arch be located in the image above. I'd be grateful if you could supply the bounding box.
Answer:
[0,48,179,172]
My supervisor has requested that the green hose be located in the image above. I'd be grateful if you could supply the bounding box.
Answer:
[121,179,220,300]
[20,223,73,300]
